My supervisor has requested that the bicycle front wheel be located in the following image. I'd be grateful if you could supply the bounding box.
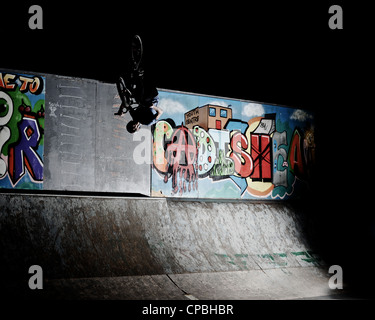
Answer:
[131,35,143,71]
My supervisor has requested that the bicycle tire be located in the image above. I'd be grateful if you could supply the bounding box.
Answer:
[131,35,143,71]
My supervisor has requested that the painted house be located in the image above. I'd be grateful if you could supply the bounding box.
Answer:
[184,104,232,131]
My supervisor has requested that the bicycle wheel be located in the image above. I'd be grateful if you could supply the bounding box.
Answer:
[131,35,143,71]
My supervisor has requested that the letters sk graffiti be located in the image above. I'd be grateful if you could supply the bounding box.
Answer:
[0,72,45,189]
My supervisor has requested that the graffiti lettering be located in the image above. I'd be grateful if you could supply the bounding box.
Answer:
[185,107,200,127]
[272,131,288,188]
[250,114,275,182]
[153,120,173,171]
[19,76,44,95]
[0,73,16,90]
[164,125,198,195]
[229,132,253,178]
[0,73,43,95]
[0,71,45,189]
[288,129,305,179]
[250,134,272,181]
[194,126,216,177]
[0,91,13,177]
[9,115,43,184]
[152,99,315,199]
[208,129,234,179]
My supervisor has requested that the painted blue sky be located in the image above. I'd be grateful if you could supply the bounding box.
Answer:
[157,89,314,128]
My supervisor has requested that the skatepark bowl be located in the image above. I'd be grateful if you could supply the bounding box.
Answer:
[0,68,370,300]
[1,194,350,300]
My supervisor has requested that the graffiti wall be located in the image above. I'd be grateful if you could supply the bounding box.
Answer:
[0,72,45,189]
[152,90,315,199]
[0,69,315,199]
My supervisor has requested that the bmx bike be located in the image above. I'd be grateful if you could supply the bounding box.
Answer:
[115,35,143,116]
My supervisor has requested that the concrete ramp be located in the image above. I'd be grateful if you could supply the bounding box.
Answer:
[0,193,334,299]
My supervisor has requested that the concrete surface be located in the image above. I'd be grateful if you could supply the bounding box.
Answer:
[0,193,337,300]
[27,267,335,300]
[44,74,151,195]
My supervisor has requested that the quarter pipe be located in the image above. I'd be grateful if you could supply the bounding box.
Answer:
[1,193,334,299]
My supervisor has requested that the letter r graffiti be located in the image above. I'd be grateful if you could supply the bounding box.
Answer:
[9,115,43,185]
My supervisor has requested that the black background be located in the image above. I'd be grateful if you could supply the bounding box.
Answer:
[2,0,374,302]
[2,2,354,106]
